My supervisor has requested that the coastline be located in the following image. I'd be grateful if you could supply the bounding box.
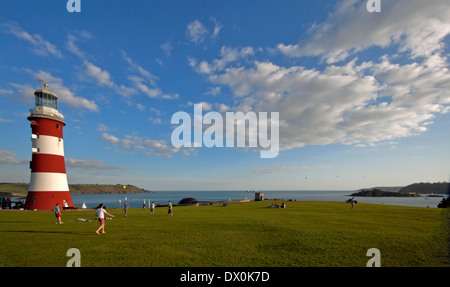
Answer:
[70,190,447,209]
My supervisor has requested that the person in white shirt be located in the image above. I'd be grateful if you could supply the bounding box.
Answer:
[150,202,155,214]
[95,203,114,235]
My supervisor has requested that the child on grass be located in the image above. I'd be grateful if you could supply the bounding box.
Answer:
[95,203,114,235]
[55,203,63,224]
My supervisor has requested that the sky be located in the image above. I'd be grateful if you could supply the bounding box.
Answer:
[0,0,449,191]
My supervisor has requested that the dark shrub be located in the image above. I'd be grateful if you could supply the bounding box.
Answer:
[178,197,198,205]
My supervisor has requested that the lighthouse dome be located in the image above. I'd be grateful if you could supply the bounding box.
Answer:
[35,84,58,109]
[29,83,64,122]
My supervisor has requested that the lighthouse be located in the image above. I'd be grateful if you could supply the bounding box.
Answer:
[24,81,74,210]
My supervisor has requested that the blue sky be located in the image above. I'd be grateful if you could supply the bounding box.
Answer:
[1,0,449,191]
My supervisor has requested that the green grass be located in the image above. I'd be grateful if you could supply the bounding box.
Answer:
[0,201,448,267]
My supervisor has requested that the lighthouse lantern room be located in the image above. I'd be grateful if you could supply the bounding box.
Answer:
[25,81,74,210]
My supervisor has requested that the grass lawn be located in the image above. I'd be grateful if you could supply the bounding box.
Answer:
[0,201,448,267]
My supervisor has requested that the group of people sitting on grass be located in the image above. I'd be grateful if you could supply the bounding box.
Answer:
[268,202,286,208]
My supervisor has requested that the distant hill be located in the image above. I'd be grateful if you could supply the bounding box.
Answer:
[0,183,29,197]
[399,182,449,194]
[353,182,449,197]
[357,186,403,192]
[0,183,152,197]
[351,189,417,197]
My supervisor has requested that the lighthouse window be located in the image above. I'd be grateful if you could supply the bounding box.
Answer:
[35,92,43,106]
[44,93,50,107]
[35,91,57,108]
[52,96,58,109]
[56,124,60,129]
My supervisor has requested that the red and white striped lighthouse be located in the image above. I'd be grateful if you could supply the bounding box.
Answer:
[25,82,74,210]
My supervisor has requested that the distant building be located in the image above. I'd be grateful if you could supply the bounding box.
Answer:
[255,192,264,201]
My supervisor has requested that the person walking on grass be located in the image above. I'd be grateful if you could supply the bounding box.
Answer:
[167,201,173,216]
[123,201,128,217]
[347,196,357,210]
[55,203,63,224]
[150,202,155,214]
[95,203,114,235]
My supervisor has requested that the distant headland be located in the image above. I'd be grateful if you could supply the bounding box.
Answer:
[351,182,449,197]
[0,183,153,197]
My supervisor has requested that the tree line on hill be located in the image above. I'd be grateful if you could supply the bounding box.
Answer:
[0,183,152,197]
[398,182,449,194]
[351,182,449,197]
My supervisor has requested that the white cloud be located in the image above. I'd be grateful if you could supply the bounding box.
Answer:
[0,88,13,95]
[127,75,178,100]
[9,70,98,112]
[251,165,329,174]
[66,33,120,95]
[149,107,162,116]
[65,158,127,170]
[66,36,177,106]
[206,56,449,151]
[33,70,99,112]
[135,103,146,111]
[0,117,13,123]
[277,0,450,63]
[210,17,223,39]
[102,133,120,145]
[83,60,115,88]
[122,51,179,100]
[97,124,109,132]
[190,46,255,75]
[186,18,223,44]
[204,86,221,96]
[197,101,212,111]
[160,42,173,57]
[66,34,85,59]
[121,50,158,86]
[1,21,62,58]
[0,150,28,165]
[191,0,450,152]
[115,84,137,98]
[186,20,209,43]
[217,103,230,113]
[101,133,181,158]
[9,83,35,104]
[155,58,163,67]
[209,61,379,149]
[149,117,163,125]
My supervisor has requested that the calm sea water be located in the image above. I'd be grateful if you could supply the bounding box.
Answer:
[71,190,446,209]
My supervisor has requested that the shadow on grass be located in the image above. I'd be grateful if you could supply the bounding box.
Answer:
[0,230,93,235]
[0,221,37,224]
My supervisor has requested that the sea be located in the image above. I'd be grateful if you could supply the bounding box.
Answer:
[71,190,448,209]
